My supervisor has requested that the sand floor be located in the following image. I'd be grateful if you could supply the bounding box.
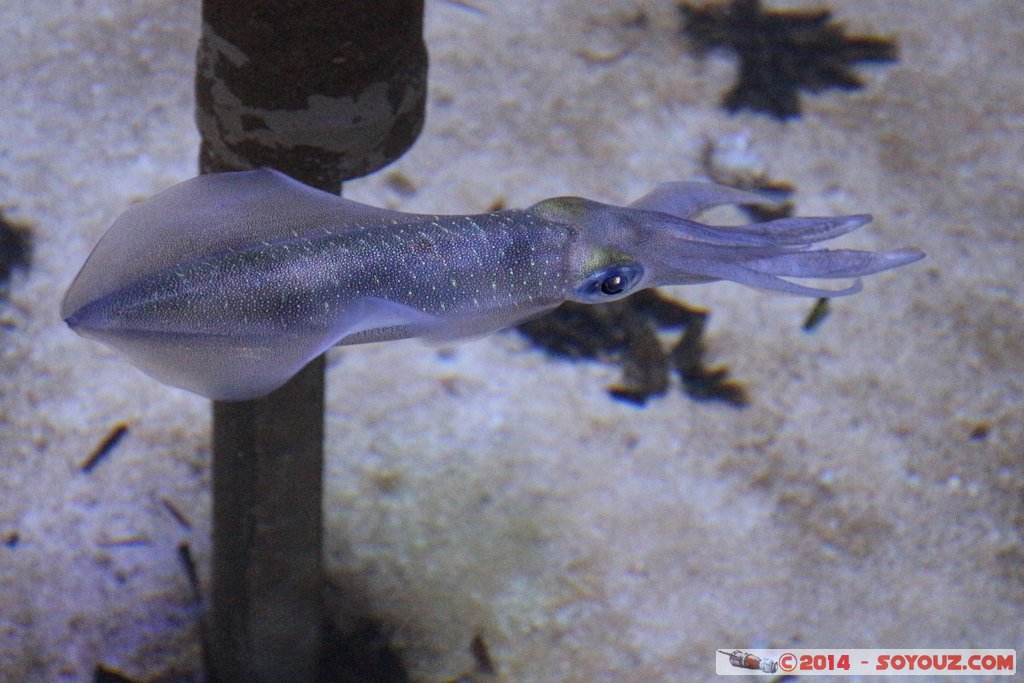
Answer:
[0,0,1021,680]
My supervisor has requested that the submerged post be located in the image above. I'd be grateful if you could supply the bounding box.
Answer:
[194,1,426,680]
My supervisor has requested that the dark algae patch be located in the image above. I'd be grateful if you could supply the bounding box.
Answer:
[0,209,32,293]
[518,291,747,407]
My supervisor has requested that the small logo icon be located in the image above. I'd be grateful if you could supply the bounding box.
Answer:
[719,650,778,674]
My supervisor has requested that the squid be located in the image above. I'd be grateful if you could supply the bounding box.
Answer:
[62,170,923,400]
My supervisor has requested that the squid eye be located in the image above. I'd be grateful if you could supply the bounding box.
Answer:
[600,274,627,295]
[573,264,644,303]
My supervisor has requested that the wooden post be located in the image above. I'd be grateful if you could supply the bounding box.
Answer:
[194,2,426,679]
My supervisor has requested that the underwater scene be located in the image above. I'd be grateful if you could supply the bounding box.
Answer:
[0,0,1020,680]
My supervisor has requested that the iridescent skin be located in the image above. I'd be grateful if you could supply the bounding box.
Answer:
[62,170,923,400]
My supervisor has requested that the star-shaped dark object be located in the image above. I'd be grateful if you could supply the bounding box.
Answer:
[679,0,898,119]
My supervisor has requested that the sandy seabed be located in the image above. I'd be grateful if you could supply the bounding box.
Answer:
[0,0,1021,680]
